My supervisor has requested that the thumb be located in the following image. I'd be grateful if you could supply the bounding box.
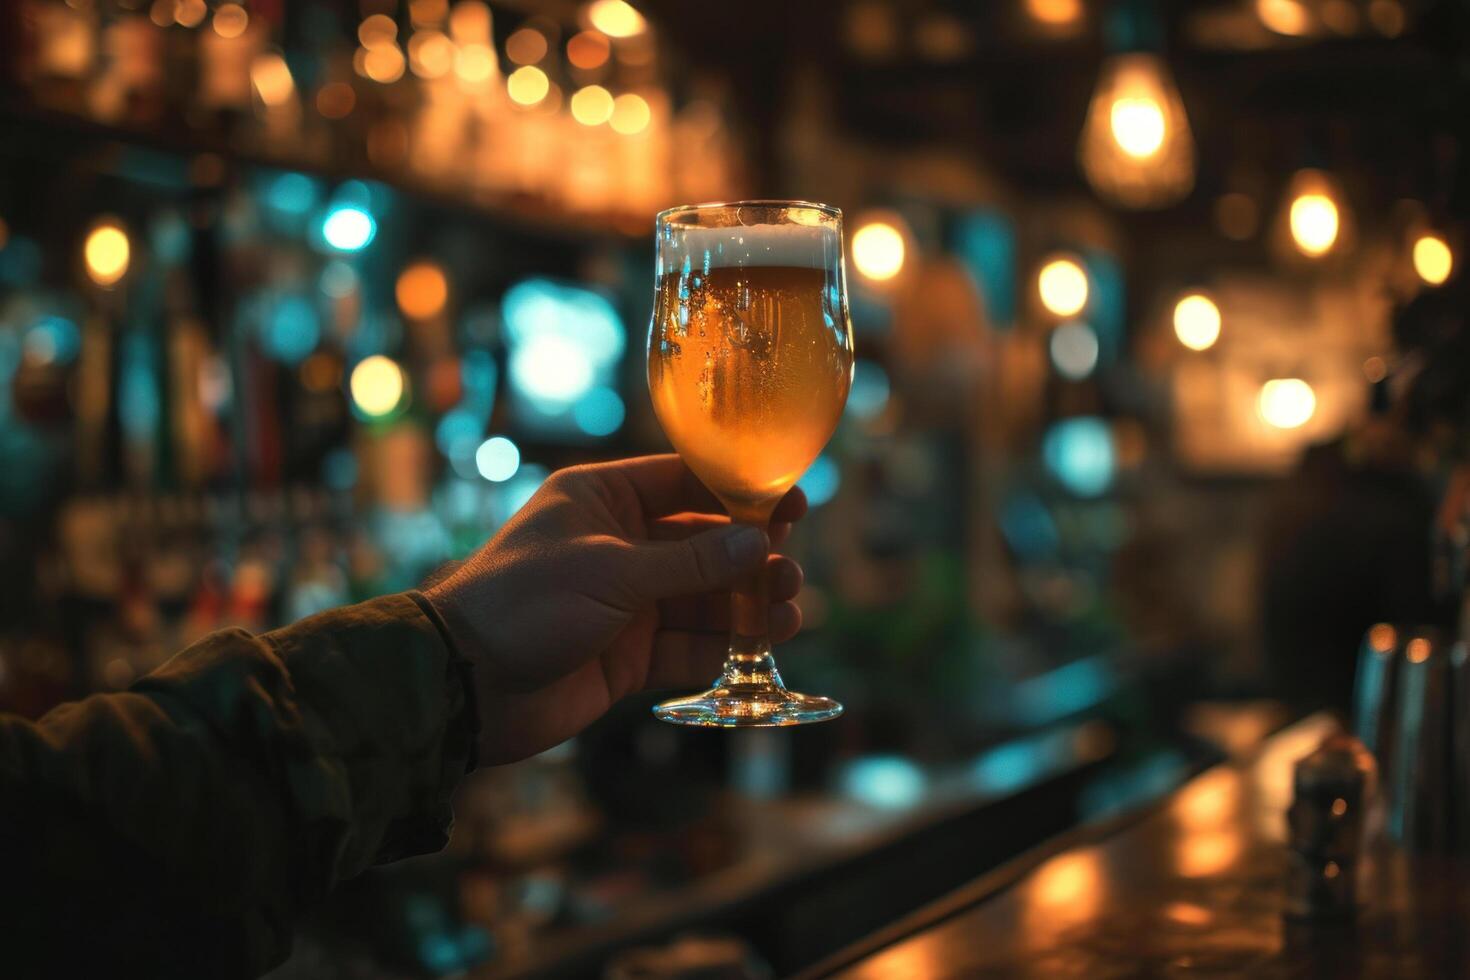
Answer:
[624,525,768,599]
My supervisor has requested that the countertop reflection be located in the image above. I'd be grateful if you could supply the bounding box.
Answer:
[815,714,1470,979]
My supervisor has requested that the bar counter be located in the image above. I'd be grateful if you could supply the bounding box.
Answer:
[805,714,1470,979]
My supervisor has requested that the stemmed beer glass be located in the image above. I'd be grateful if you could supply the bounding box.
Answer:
[646,201,854,726]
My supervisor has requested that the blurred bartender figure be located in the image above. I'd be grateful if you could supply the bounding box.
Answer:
[1260,278,1470,716]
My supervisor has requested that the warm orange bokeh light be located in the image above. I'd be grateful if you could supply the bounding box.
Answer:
[396,261,451,320]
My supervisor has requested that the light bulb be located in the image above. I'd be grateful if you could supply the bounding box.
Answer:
[1412,233,1453,285]
[1038,256,1088,317]
[1078,53,1195,209]
[1110,97,1166,159]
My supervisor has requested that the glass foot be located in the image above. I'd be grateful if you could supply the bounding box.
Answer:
[653,683,843,728]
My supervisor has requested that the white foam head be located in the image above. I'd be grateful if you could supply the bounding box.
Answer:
[659,222,840,272]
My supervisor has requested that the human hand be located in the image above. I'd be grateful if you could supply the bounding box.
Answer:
[424,455,807,765]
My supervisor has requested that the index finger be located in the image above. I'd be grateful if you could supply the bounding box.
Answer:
[591,454,721,518]
[594,454,809,524]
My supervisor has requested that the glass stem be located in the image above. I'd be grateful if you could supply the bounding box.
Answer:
[721,517,783,690]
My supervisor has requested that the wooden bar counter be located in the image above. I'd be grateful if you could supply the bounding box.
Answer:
[805,715,1470,978]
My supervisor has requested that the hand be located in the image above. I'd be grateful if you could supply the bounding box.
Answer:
[424,455,807,765]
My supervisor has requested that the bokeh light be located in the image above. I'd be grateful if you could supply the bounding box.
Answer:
[1026,0,1081,26]
[365,44,408,84]
[84,221,130,287]
[212,3,248,39]
[455,44,497,84]
[507,66,550,106]
[25,316,81,366]
[262,295,321,364]
[396,261,450,319]
[316,82,356,118]
[251,53,295,106]
[567,31,612,70]
[510,334,595,404]
[322,206,376,251]
[409,32,455,78]
[1038,256,1088,317]
[1049,322,1099,379]
[570,85,615,125]
[1412,233,1453,285]
[799,455,842,507]
[175,0,207,29]
[1289,193,1339,257]
[851,220,906,282]
[1043,417,1115,497]
[1257,0,1311,35]
[450,0,493,44]
[609,93,651,135]
[1257,378,1316,429]
[359,14,398,48]
[839,755,924,809]
[587,0,647,38]
[506,28,549,65]
[350,355,407,417]
[1173,293,1221,351]
[572,387,626,436]
[475,436,520,482]
[846,360,891,420]
[1109,97,1166,159]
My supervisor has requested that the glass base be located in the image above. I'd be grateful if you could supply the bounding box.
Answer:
[653,682,843,727]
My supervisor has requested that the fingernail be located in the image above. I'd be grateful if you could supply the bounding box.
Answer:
[722,526,767,567]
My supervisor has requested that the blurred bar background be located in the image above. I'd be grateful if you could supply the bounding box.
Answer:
[0,0,1466,976]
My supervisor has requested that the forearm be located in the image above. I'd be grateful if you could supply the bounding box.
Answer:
[0,592,478,976]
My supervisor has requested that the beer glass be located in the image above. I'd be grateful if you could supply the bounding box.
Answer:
[647,201,854,726]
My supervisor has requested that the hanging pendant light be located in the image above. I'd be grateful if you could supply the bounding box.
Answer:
[1079,51,1196,209]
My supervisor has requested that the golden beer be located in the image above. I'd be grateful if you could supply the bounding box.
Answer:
[649,265,852,521]
[647,201,852,727]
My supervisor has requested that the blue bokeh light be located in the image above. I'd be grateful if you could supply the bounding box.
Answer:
[435,408,483,462]
[840,755,926,810]
[321,205,376,251]
[846,360,890,421]
[266,172,318,215]
[262,295,320,364]
[503,278,625,413]
[25,315,81,366]
[1043,417,1115,498]
[475,436,520,482]
[572,386,625,437]
[798,455,841,507]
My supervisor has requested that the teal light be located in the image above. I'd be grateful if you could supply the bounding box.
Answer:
[798,455,841,507]
[1043,416,1115,497]
[321,205,376,251]
[475,436,520,482]
[572,386,625,437]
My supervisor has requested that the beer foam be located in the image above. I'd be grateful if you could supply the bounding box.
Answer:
[663,224,839,271]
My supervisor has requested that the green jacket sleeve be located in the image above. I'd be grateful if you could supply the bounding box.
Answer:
[0,591,478,980]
